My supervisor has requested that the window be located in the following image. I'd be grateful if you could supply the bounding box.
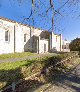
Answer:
[66,43,69,49]
[62,45,66,49]
[5,31,9,41]
[24,34,26,42]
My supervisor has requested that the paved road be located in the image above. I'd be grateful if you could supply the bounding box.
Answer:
[33,58,80,92]
[44,63,80,92]
[72,64,80,77]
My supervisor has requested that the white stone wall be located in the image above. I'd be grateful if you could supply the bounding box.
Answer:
[31,28,42,52]
[23,26,31,52]
[62,40,70,52]
[15,24,43,53]
[0,17,48,54]
[0,19,15,54]
[15,24,36,52]
[39,39,48,53]
[51,32,62,52]
[15,23,24,52]
[33,28,42,36]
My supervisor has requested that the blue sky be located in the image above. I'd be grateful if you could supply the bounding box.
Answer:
[0,0,80,41]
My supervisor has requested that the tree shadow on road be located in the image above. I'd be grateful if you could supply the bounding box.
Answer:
[42,62,80,92]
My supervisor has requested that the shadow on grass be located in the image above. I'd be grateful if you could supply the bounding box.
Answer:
[3,79,44,92]
[0,59,45,92]
[0,56,80,92]
[0,67,45,92]
[0,56,60,91]
[0,68,23,89]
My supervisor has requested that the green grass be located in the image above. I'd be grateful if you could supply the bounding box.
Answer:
[0,60,36,89]
[0,52,79,90]
[0,52,34,60]
[0,60,34,70]
[0,57,48,90]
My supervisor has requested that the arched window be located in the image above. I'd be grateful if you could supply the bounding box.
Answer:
[24,34,26,42]
[5,31,9,41]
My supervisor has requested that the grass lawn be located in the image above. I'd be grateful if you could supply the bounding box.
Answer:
[0,60,34,70]
[0,52,34,60]
[0,60,34,89]
[0,52,79,90]
[0,56,48,89]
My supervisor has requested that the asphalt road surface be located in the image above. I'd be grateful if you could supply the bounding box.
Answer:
[44,64,80,92]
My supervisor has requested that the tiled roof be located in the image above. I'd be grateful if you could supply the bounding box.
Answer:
[0,16,43,31]
[0,16,28,26]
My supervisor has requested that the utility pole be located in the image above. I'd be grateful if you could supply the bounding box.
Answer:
[49,0,54,50]
[50,0,54,32]
[32,0,35,52]
[52,17,54,32]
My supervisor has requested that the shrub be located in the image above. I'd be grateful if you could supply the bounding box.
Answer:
[69,38,80,52]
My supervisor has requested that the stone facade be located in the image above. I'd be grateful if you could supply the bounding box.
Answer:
[39,38,49,53]
[0,17,70,54]
[62,40,70,52]
[50,32,70,52]
[0,17,49,54]
[0,17,15,54]
[50,32,62,52]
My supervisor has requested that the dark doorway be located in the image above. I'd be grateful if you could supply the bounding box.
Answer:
[44,44,46,53]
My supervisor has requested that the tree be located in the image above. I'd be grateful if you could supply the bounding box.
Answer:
[40,31,50,39]
[69,38,80,52]
[0,0,79,31]
[3,0,79,31]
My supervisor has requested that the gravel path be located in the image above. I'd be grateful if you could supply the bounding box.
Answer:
[0,53,57,62]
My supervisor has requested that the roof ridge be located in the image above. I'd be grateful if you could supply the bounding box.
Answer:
[0,16,44,31]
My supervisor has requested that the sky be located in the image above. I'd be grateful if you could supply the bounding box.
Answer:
[0,0,80,41]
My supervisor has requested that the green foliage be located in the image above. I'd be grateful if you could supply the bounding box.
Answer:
[69,38,80,52]
[40,31,50,39]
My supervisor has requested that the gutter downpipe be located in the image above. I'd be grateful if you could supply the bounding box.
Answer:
[14,25,15,53]
[38,35,40,54]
